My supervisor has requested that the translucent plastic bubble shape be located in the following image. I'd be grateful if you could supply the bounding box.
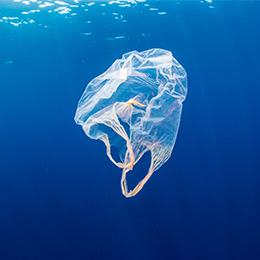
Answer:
[75,48,187,198]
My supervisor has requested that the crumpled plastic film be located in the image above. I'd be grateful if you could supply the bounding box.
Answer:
[75,48,187,197]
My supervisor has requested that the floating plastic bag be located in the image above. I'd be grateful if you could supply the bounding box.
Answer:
[75,48,187,197]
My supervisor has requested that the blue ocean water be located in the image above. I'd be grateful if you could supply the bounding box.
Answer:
[0,1,260,259]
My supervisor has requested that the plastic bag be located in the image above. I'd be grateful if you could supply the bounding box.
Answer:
[75,48,187,197]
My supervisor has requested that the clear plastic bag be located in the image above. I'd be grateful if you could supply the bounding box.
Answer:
[75,48,187,197]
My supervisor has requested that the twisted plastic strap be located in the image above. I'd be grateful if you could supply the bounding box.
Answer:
[120,152,156,197]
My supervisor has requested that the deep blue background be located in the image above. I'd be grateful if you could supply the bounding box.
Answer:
[0,1,260,259]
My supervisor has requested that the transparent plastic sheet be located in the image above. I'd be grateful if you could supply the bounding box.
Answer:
[75,48,187,197]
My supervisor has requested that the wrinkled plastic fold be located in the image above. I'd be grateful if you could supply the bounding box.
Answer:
[75,48,187,197]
